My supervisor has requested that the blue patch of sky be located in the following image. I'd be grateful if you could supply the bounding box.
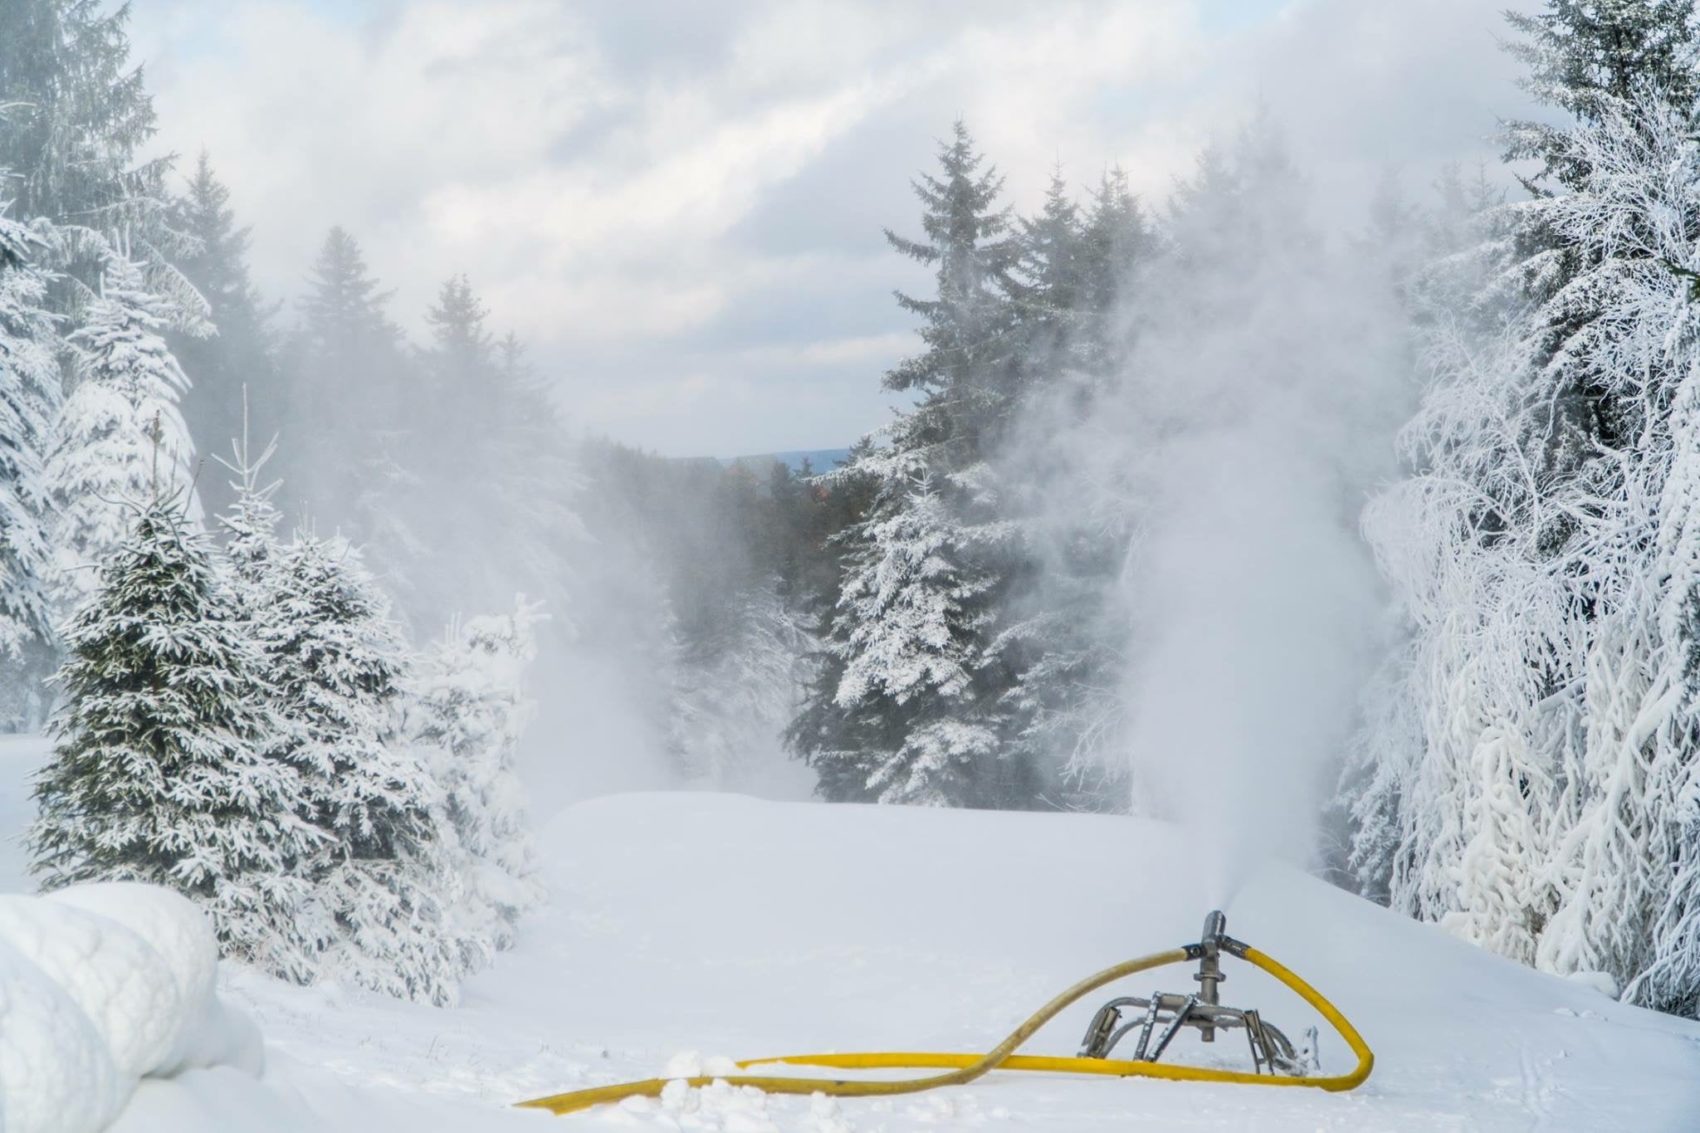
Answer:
[1197,0,1292,33]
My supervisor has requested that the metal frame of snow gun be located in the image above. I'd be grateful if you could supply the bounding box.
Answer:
[515,911,1374,1117]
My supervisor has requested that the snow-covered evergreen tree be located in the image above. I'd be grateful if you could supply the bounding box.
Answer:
[261,529,464,1005]
[44,251,197,616]
[213,428,467,1002]
[802,466,1013,806]
[27,497,317,975]
[413,596,545,960]
[170,153,277,517]
[791,122,1032,808]
[0,0,167,235]
[0,206,59,665]
[1349,5,1700,1010]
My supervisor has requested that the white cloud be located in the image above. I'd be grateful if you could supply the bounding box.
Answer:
[126,0,1535,456]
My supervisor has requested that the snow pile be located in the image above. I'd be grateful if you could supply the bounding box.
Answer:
[0,882,261,1133]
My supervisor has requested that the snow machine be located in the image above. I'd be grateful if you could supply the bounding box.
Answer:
[1076,910,1318,1076]
[517,908,1373,1117]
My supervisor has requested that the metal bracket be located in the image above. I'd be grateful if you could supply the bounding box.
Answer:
[1074,910,1312,1078]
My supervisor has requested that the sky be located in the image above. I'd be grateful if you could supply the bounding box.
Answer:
[124,0,1537,458]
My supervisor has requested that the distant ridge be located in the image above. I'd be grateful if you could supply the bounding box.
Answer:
[720,448,852,474]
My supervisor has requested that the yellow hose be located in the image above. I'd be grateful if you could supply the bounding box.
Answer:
[515,942,1373,1117]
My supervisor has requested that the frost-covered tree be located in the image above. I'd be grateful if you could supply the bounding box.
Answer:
[1500,0,1700,491]
[791,122,1031,807]
[254,527,463,1005]
[798,466,1015,806]
[215,428,466,1002]
[1350,69,1700,1010]
[670,579,811,791]
[28,498,317,975]
[217,424,463,1001]
[0,0,166,233]
[0,206,58,666]
[413,597,545,960]
[44,251,197,616]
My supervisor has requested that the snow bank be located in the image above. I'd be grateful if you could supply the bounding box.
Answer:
[0,882,262,1133]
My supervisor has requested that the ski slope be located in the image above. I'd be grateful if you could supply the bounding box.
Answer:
[5,739,1700,1131]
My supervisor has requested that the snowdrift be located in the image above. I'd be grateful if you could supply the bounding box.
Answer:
[0,882,261,1133]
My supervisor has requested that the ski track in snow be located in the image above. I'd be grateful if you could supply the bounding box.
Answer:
[5,740,1700,1130]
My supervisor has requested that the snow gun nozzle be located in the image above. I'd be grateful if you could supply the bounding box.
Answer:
[1074,910,1316,1076]
[1193,908,1249,961]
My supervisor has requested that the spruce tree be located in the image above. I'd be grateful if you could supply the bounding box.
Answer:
[882,120,1021,462]
[0,0,165,230]
[28,498,317,976]
[44,251,198,617]
[214,430,466,1002]
[43,251,197,619]
[0,207,58,664]
[996,167,1151,808]
[281,227,405,555]
[257,529,464,1005]
[1076,167,1150,374]
[1011,168,1086,369]
[170,154,276,516]
[822,469,1008,806]
[791,122,1031,808]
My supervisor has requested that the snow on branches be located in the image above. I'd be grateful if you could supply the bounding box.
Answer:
[1353,88,1700,1011]
[413,597,546,963]
[45,252,198,618]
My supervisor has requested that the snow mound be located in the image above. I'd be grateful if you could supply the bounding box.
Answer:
[0,883,262,1133]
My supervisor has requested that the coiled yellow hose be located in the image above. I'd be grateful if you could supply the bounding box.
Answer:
[516,941,1373,1117]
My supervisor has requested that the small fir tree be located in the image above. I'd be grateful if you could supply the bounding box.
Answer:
[257,528,465,1005]
[28,498,318,976]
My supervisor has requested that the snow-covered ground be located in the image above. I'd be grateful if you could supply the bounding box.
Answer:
[5,739,1699,1131]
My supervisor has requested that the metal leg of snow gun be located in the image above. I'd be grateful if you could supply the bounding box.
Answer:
[515,909,1371,1117]
[1077,911,1319,1078]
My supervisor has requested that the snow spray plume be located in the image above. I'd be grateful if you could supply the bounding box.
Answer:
[1009,121,1412,906]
